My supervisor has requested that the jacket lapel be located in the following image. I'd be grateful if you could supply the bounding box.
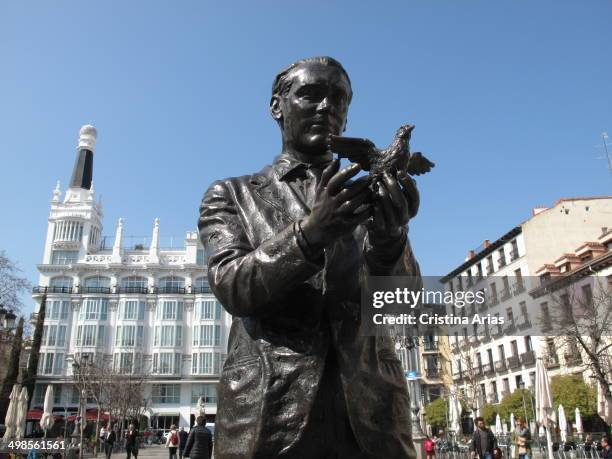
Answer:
[253,163,310,223]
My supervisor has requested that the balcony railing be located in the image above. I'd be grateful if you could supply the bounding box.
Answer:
[82,287,111,294]
[494,360,507,372]
[483,362,494,375]
[425,368,441,379]
[545,355,560,369]
[117,286,149,294]
[33,286,73,294]
[157,286,187,294]
[510,249,520,262]
[507,355,521,369]
[512,281,526,295]
[488,294,499,307]
[499,288,511,302]
[192,286,212,294]
[564,354,583,366]
[520,350,536,366]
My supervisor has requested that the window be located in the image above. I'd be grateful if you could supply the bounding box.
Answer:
[151,384,180,404]
[156,301,183,320]
[53,220,84,242]
[510,340,518,357]
[120,301,145,320]
[541,302,552,331]
[196,249,207,266]
[153,325,182,347]
[506,307,515,327]
[502,378,510,394]
[195,300,221,321]
[498,344,505,361]
[191,352,222,375]
[193,277,210,293]
[152,353,182,375]
[519,301,529,323]
[158,276,185,291]
[191,384,217,404]
[121,276,147,288]
[486,255,494,275]
[76,324,104,347]
[498,249,506,267]
[491,381,498,402]
[487,349,493,365]
[79,298,108,320]
[193,324,221,346]
[525,336,532,352]
[115,325,144,347]
[49,300,70,320]
[51,250,78,265]
[44,325,67,347]
[510,239,519,260]
[582,284,593,306]
[515,374,523,388]
[113,353,142,373]
[50,277,73,289]
[84,276,111,288]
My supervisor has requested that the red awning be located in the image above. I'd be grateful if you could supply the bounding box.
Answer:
[66,409,111,422]
[27,409,64,421]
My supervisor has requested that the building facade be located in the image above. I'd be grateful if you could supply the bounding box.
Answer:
[31,125,231,430]
[440,197,611,419]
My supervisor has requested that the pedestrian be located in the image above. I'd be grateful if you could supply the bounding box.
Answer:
[424,435,436,459]
[602,435,612,459]
[166,424,180,459]
[105,425,116,459]
[183,416,213,459]
[515,417,531,459]
[125,424,139,459]
[470,417,498,459]
[178,427,188,459]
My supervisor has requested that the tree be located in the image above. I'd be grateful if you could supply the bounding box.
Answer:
[425,397,448,432]
[0,251,31,312]
[0,317,24,423]
[497,388,533,424]
[480,403,499,426]
[544,276,612,421]
[24,294,46,406]
[455,346,482,417]
[550,374,597,421]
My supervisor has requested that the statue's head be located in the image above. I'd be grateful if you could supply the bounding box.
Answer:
[270,56,353,156]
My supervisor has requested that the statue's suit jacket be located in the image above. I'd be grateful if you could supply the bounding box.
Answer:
[198,154,422,459]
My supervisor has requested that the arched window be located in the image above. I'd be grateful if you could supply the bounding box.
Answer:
[193,277,210,294]
[49,276,73,293]
[158,276,185,294]
[83,276,111,293]
[120,276,148,294]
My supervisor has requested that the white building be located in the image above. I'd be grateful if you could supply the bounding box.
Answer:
[440,197,611,416]
[31,125,231,430]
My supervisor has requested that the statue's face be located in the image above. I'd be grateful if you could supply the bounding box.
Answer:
[275,62,351,155]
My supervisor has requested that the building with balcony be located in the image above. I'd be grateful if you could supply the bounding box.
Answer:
[30,125,231,430]
[440,196,611,413]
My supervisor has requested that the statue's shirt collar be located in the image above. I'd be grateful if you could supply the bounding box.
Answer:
[274,152,332,182]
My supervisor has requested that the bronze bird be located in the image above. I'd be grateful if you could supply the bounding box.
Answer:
[327,124,435,178]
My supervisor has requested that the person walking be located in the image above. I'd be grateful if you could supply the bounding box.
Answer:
[178,427,188,459]
[166,424,180,459]
[125,424,139,459]
[183,416,213,459]
[515,417,531,459]
[470,417,498,459]
[105,425,116,459]
[602,435,612,459]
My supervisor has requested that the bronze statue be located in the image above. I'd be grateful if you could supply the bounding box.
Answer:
[198,56,424,459]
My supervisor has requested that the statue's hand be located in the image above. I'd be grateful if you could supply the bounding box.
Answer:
[300,160,372,250]
[368,171,419,244]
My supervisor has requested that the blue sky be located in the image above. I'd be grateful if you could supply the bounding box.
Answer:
[1,1,611,314]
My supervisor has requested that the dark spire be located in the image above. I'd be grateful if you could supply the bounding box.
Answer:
[69,125,97,190]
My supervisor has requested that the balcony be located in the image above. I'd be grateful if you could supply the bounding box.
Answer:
[510,249,520,262]
[483,362,495,375]
[488,294,499,307]
[498,257,507,268]
[425,368,441,379]
[82,287,111,294]
[564,353,583,366]
[512,281,526,295]
[499,288,511,302]
[520,350,536,366]
[507,355,521,369]
[544,355,560,369]
[117,286,149,294]
[157,286,187,294]
[193,286,212,294]
[500,389,510,399]
[475,366,483,377]
[33,286,73,294]
[494,360,507,372]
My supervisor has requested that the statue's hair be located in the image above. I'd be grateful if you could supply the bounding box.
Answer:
[271,56,353,103]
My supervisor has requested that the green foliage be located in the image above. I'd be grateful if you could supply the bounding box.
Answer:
[425,397,448,430]
[495,388,533,425]
[24,295,46,408]
[480,404,499,425]
[550,374,597,421]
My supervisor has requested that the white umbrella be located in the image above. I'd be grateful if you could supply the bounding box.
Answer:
[2,385,20,441]
[40,385,55,436]
[510,413,515,432]
[14,387,29,439]
[495,414,503,434]
[558,405,567,442]
[539,425,546,437]
[535,358,554,459]
[449,388,462,435]
[575,407,583,434]
[503,422,508,434]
